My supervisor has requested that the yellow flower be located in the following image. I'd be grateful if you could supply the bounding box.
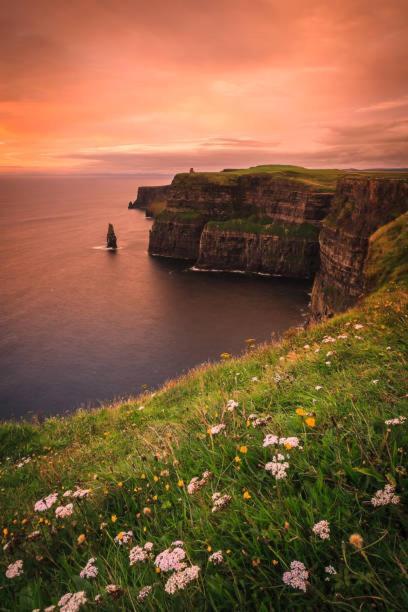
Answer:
[243,490,251,500]
[143,526,147,533]
[117,482,123,488]
[3,528,9,537]
[246,419,251,428]
[305,417,316,427]
[220,352,231,360]
[284,521,290,530]
[207,545,212,552]
[226,549,232,555]
[111,514,118,523]
[272,559,279,566]
[296,407,307,416]
[152,495,158,502]
[77,533,86,545]
[234,456,241,464]
[252,558,261,567]
[21,518,28,525]
[165,484,170,491]
[239,445,248,454]
[143,507,151,516]
[177,479,184,488]
[349,533,363,549]
[155,567,161,573]
[153,475,159,482]
[116,531,124,541]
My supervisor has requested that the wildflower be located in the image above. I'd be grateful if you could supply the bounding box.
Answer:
[34,492,58,512]
[187,470,212,495]
[160,469,170,477]
[370,484,400,507]
[243,490,251,500]
[114,530,133,545]
[265,455,289,480]
[209,550,223,564]
[227,399,239,411]
[77,533,86,545]
[239,445,248,454]
[129,542,154,565]
[208,423,226,435]
[315,385,322,391]
[234,456,241,463]
[252,558,261,567]
[143,507,152,515]
[58,591,87,612]
[305,417,316,427]
[137,586,152,602]
[5,560,23,579]
[282,560,309,592]
[272,559,279,566]
[354,323,364,330]
[296,407,307,416]
[312,520,330,540]
[117,482,123,488]
[155,544,186,572]
[263,434,279,447]
[55,504,74,519]
[372,379,379,384]
[80,557,98,579]
[349,533,363,549]
[111,514,117,522]
[280,436,301,449]
[164,565,200,594]
[251,376,259,382]
[72,488,90,499]
[211,492,232,513]
[325,565,337,575]
[105,584,122,598]
[385,416,406,426]
[252,416,271,428]
[220,352,231,360]
[3,527,8,537]
[94,595,102,604]
[27,530,40,541]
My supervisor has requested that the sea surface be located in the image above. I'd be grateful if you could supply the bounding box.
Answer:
[0,175,311,419]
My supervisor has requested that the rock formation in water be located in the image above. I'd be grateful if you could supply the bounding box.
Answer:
[132,165,408,316]
[107,223,117,249]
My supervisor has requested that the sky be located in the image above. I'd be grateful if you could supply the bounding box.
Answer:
[0,0,407,174]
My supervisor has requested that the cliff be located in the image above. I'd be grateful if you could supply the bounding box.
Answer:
[148,166,337,275]
[129,185,171,217]
[311,177,408,317]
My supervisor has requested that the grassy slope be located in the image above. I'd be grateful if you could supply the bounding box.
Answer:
[1,226,407,611]
[206,217,319,240]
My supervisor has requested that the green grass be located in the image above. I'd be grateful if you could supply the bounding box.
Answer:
[155,210,204,223]
[365,212,408,289]
[172,165,408,192]
[206,217,320,240]
[1,224,407,610]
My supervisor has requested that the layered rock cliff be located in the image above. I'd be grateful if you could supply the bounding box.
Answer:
[147,170,335,276]
[129,185,171,217]
[311,177,408,317]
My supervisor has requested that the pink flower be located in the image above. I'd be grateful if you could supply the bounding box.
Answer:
[72,488,90,499]
[187,470,212,495]
[137,586,152,601]
[57,591,87,612]
[155,544,186,572]
[209,424,226,435]
[129,542,153,565]
[385,416,406,426]
[209,550,223,565]
[371,484,400,507]
[5,560,23,579]
[263,434,279,447]
[265,454,289,480]
[80,558,98,579]
[211,492,232,513]
[34,492,58,512]
[114,530,134,545]
[312,520,330,540]
[55,503,74,519]
[226,399,239,411]
[164,565,200,594]
[282,560,309,592]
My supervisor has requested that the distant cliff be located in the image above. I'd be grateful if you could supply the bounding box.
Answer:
[131,165,408,317]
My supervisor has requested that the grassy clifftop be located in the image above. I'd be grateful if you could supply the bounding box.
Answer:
[1,218,407,611]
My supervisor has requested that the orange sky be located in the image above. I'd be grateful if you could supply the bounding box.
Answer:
[1,0,407,174]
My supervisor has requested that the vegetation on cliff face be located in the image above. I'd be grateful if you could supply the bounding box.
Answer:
[1,219,407,611]
[206,217,319,240]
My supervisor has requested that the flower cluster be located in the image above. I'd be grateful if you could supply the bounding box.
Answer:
[5,560,23,579]
[129,542,154,565]
[155,543,186,572]
[79,558,98,579]
[105,584,122,597]
[312,520,330,540]
[164,565,200,594]
[325,565,337,575]
[370,484,400,507]
[58,591,87,612]
[263,434,301,449]
[251,416,272,428]
[226,399,239,411]
[265,454,289,480]
[211,492,232,513]
[34,492,58,512]
[282,560,309,592]
[385,416,406,426]
[55,503,74,519]
[187,470,212,495]
[209,550,223,564]
[72,487,91,499]
[208,423,226,435]
[137,585,152,602]
[115,530,134,545]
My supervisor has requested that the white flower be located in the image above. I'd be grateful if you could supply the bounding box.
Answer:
[226,399,239,411]
[325,565,337,575]
[34,492,58,512]
[265,455,289,480]
[312,520,330,540]
[385,416,406,426]
[137,586,152,601]
[5,560,23,579]
[282,560,309,592]
[58,591,87,612]
[211,492,232,513]
[371,484,400,507]
[80,558,98,579]
[55,503,74,519]
[209,550,223,564]
[164,565,200,594]
[263,434,279,447]
[209,423,226,435]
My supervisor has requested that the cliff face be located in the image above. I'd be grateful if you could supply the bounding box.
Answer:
[311,177,408,317]
[129,185,171,217]
[148,172,334,273]
[195,226,320,277]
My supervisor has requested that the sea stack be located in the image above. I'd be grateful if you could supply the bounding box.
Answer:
[107,223,117,249]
